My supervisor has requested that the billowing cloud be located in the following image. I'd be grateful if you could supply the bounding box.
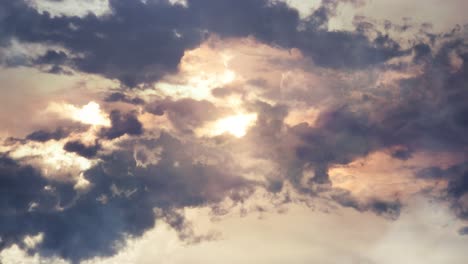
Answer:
[1,0,468,263]
[0,0,413,87]
[100,110,143,139]
[0,133,255,263]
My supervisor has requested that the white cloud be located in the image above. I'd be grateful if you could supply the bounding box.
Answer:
[28,0,110,17]
[3,197,466,264]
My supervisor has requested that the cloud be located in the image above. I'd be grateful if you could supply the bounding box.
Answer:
[0,0,468,262]
[0,0,410,86]
[100,110,143,139]
[63,140,100,158]
[104,92,145,105]
[26,128,70,142]
[0,132,255,263]
[146,98,228,133]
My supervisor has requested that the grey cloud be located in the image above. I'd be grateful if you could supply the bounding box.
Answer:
[332,189,401,219]
[0,155,77,252]
[0,133,255,263]
[101,110,143,139]
[290,107,382,184]
[458,226,468,235]
[63,140,100,158]
[26,128,70,142]
[211,86,243,98]
[0,0,200,87]
[413,43,432,62]
[241,43,467,215]
[416,162,468,221]
[104,92,145,105]
[284,41,468,185]
[0,0,409,86]
[390,147,413,160]
[34,50,68,65]
[1,0,468,262]
[146,98,228,133]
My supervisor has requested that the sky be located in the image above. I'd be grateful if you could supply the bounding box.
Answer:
[0,0,467,263]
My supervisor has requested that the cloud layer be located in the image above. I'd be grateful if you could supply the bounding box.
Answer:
[1,0,468,263]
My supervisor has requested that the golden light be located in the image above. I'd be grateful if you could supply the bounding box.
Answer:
[7,140,95,180]
[73,101,110,126]
[199,113,257,138]
[47,101,111,126]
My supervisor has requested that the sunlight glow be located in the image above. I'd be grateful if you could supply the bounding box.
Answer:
[73,102,110,126]
[47,101,111,126]
[202,113,257,138]
[8,140,95,180]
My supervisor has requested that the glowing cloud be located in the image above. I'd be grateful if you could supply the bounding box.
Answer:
[47,101,111,127]
[199,113,257,138]
[7,140,95,180]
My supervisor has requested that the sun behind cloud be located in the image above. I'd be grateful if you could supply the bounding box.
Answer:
[198,113,257,138]
[47,101,111,127]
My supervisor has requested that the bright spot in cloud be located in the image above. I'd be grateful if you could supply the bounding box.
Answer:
[157,50,237,100]
[23,233,44,249]
[201,113,257,138]
[73,102,110,126]
[168,0,188,7]
[7,141,96,180]
[221,70,236,84]
[47,101,111,126]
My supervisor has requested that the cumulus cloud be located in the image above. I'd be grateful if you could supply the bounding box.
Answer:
[100,110,143,140]
[1,0,468,263]
[26,128,71,142]
[0,133,255,263]
[0,0,412,87]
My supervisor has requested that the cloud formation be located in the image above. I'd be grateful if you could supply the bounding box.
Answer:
[0,0,468,263]
[0,0,409,86]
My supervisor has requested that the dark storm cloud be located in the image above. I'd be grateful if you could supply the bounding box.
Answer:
[211,86,243,98]
[0,155,56,216]
[438,163,468,200]
[34,50,68,65]
[101,110,143,139]
[292,107,382,183]
[458,226,468,235]
[390,147,413,160]
[416,162,468,221]
[1,0,468,261]
[104,92,145,105]
[413,43,432,62]
[332,189,401,219]
[63,140,100,158]
[26,128,70,142]
[0,155,76,250]
[247,103,383,188]
[0,0,409,86]
[146,98,228,133]
[185,0,407,69]
[238,100,403,218]
[294,30,405,69]
[242,40,467,213]
[377,43,468,152]
[279,40,468,184]
[0,133,254,263]
[0,0,200,87]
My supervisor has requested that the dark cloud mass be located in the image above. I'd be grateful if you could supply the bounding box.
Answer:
[1,0,468,263]
[101,110,143,139]
[26,128,70,142]
[146,98,228,133]
[0,0,408,86]
[63,140,100,158]
[104,92,145,105]
[0,133,254,263]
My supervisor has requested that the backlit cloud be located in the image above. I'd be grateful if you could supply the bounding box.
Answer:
[1,0,468,263]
